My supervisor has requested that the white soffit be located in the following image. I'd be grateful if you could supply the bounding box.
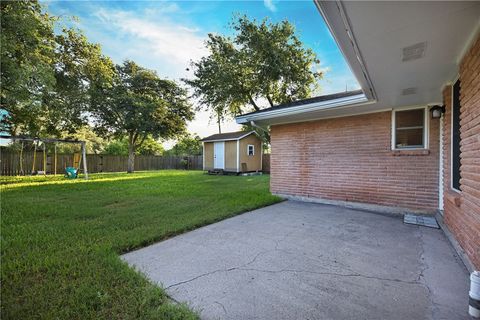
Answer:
[320,0,480,110]
[236,1,480,126]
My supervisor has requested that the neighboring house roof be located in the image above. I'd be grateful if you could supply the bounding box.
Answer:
[200,131,256,142]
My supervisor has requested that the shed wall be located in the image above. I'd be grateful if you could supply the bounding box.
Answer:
[239,134,262,172]
[204,142,214,170]
[225,141,237,172]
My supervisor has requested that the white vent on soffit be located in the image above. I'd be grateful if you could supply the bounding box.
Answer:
[402,42,427,62]
[402,87,418,95]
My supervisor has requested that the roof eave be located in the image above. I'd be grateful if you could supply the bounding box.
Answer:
[236,93,369,124]
[314,0,377,102]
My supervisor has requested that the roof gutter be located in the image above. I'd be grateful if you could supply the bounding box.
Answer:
[236,93,368,124]
[314,0,377,102]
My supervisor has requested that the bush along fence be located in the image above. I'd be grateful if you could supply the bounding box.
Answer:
[0,150,271,176]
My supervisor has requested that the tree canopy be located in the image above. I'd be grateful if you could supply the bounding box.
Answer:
[165,133,202,156]
[89,60,194,172]
[103,137,164,156]
[0,0,114,137]
[184,15,323,131]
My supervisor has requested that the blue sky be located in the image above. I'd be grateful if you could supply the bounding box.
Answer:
[44,0,358,139]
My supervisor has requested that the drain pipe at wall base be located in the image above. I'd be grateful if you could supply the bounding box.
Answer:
[470,271,480,318]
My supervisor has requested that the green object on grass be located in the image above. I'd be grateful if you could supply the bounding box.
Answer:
[64,167,78,179]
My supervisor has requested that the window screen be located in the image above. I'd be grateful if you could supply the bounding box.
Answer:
[394,109,425,149]
[452,80,461,190]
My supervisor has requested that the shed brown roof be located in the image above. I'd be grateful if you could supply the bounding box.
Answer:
[200,131,255,142]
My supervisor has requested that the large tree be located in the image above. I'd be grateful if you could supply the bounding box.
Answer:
[165,133,202,156]
[0,0,113,137]
[90,61,193,173]
[103,136,164,156]
[185,15,323,130]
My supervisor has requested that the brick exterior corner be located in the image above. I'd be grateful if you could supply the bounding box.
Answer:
[442,34,480,269]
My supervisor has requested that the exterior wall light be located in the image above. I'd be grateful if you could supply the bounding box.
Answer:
[430,105,445,119]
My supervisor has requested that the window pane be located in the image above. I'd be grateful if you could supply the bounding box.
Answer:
[396,128,423,148]
[396,109,424,128]
[395,109,424,148]
[248,145,254,156]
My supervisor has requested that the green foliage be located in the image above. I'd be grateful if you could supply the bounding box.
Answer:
[1,171,281,319]
[102,139,129,156]
[103,137,164,156]
[89,60,193,172]
[185,15,322,128]
[44,29,114,136]
[0,0,114,137]
[57,126,107,154]
[165,133,202,156]
[138,136,165,156]
[0,0,56,135]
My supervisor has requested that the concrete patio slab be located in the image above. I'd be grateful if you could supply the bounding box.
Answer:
[122,201,470,320]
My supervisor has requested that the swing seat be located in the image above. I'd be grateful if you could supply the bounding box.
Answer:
[64,167,78,179]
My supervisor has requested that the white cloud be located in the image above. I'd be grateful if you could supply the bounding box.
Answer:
[91,8,241,142]
[143,3,180,16]
[263,0,277,12]
[94,8,208,79]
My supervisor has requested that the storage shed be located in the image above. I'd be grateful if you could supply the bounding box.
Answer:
[201,131,263,173]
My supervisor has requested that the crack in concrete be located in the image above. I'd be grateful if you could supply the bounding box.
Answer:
[165,232,298,290]
[165,229,421,291]
[165,248,271,289]
[213,301,227,315]
[236,267,421,285]
[415,229,440,320]
[165,253,420,290]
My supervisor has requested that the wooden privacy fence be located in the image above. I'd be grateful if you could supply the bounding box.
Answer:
[0,149,203,175]
[0,149,270,175]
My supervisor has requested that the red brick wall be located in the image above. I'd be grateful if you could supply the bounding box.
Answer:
[442,34,480,269]
[270,111,440,212]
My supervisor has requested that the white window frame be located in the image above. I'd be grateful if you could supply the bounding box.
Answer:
[450,77,461,193]
[391,106,429,150]
[247,144,255,156]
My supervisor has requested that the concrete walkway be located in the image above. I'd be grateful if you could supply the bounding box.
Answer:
[122,201,470,320]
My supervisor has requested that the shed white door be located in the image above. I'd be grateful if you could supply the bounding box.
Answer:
[214,142,225,169]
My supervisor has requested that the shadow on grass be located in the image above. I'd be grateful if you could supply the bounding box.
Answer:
[1,170,199,187]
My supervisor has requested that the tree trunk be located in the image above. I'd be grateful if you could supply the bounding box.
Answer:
[127,143,135,173]
[217,112,222,133]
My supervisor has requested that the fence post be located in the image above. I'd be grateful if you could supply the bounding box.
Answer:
[82,142,88,179]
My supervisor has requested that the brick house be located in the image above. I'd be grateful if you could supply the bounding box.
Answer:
[236,1,480,270]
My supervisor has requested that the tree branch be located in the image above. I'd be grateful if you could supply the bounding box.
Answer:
[248,95,260,111]
[266,95,274,107]
[135,134,148,148]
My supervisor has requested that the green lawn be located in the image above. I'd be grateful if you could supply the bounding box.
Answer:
[1,171,281,319]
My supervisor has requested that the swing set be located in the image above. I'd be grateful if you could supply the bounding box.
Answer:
[0,135,88,179]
